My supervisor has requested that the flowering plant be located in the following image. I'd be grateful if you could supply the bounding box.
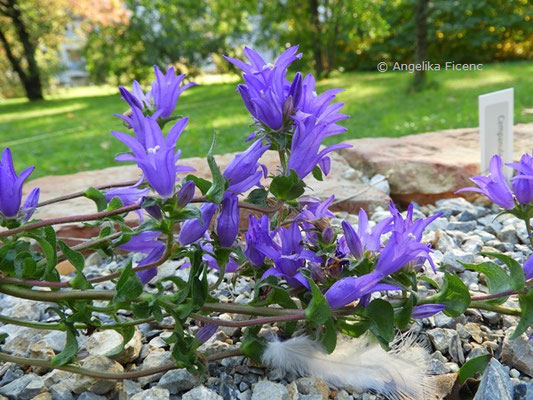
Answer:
[0,47,531,395]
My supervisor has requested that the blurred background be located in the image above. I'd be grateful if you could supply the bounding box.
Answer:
[0,0,532,178]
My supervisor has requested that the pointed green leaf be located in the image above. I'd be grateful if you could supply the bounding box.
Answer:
[114,260,143,303]
[458,354,491,384]
[436,273,471,317]
[84,187,107,212]
[511,288,533,339]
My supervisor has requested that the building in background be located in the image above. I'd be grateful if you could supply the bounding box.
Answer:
[56,19,89,87]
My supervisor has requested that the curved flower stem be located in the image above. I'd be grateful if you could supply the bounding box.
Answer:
[37,180,140,208]
[469,300,521,316]
[191,311,306,328]
[0,314,158,332]
[0,348,244,380]
[0,204,141,238]
[469,280,532,301]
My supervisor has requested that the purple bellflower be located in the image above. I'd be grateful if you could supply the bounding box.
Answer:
[118,231,166,284]
[214,140,269,247]
[177,180,196,207]
[507,152,533,205]
[0,148,39,220]
[457,154,514,209]
[287,73,350,179]
[223,140,269,194]
[325,272,399,309]
[112,114,194,198]
[105,180,149,221]
[119,65,196,119]
[179,203,218,246]
[225,46,303,130]
[217,194,239,247]
[339,209,393,260]
[244,215,275,267]
[389,202,442,241]
[296,196,336,221]
[254,223,322,289]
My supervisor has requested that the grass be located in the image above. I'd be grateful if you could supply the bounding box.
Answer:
[0,61,532,179]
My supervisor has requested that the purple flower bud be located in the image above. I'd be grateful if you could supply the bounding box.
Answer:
[0,148,35,219]
[325,272,383,309]
[411,304,446,319]
[341,220,363,260]
[177,180,195,207]
[179,203,218,245]
[322,226,334,244]
[197,324,218,344]
[217,194,239,247]
[21,187,40,222]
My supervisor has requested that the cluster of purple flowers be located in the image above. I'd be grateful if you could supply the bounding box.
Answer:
[226,46,350,179]
[0,148,39,223]
[324,203,441,309]
[458,152,533,209]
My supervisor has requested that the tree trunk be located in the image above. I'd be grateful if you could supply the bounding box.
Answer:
[309,0,323,77]
[0,0,43,100]
[413,0,429,91]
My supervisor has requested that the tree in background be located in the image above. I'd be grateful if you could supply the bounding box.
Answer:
[412,0,430,91]
[255,0,389,77]
[83,0,254,84]
[0,0,128,100]
[0,0,68,100]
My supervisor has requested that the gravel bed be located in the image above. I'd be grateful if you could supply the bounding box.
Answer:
[0,196,532,399]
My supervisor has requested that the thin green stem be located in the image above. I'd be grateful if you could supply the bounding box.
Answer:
[469,300,521,316]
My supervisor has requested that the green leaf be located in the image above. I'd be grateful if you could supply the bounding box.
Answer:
[481,252,525,292]
[58,241,84,270]
[363,299,395,344]
[114,260,143,303]
[458,354,491,384]
[312,165,324,181]
[205,134,226,204]
[241,326,266,363]
[106,326,135,358]
[246,188,269,206]
[106,196,124,211]
[250,276,299,335]
[321,318,337,353]
[395,295,414,330]
[51,328,78,366]
[463,261,510,303]
[14,252,37,279]
[270,169,305,201]
[84,187,107,212]
[511,288,533,339]
[436,273,471,317]
[305,275,331,325]
[184,175,211,195]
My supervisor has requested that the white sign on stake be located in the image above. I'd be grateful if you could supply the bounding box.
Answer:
[478,88,514,179]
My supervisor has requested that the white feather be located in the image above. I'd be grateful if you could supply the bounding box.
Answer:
[261,333,435,400]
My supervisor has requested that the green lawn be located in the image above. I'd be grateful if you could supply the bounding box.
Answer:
[1,61,532,179]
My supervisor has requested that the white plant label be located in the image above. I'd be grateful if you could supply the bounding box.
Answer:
[478,88,514,179]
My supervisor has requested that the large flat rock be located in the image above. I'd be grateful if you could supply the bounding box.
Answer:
[339,123,533,205]
[21,150,390,238]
